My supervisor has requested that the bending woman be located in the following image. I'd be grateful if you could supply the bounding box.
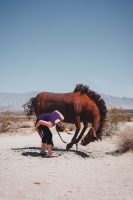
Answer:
[35,110,65,157]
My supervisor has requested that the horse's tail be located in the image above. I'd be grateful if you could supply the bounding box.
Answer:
[87,90,107,139]
[23,97,36,117]
[73,84,107,139]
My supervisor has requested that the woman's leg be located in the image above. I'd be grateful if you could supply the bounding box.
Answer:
[41,126,53,156]
[47,144,52,157]
[43,127,53,157]
[40,126,47,154]
[40,143,47,154]
[46,129,53,157]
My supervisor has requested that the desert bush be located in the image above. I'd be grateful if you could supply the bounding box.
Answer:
[0,121,13,133]
[103,108,128,136]
[16,121,34,129]
[0,112,28,123]
[117,126,133,152]
[0,112,34,133]
[125,113,133,122]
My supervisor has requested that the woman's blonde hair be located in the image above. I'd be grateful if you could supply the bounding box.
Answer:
[56,121,65,132]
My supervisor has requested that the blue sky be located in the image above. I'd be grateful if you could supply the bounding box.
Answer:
[0,0,133,97]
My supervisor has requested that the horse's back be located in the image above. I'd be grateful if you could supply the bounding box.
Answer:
[36,92,78,105]
[35,91,100,125]
[34,92,78,119]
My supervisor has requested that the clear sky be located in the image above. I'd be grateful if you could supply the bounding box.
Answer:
[0,0,133,97]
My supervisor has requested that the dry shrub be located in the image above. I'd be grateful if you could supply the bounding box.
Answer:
[0,112,28,123]
[103,108,128,136]
[0,112,34,133]
[117,126,133,153]
[0,121,13,133]
[15,121,34,129]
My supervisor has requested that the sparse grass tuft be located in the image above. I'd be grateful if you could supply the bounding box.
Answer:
[103,108,128,136]
[117,126,133,153]
[0,112,34,134]
[0,121,13,133]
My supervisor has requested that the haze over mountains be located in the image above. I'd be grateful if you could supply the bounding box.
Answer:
[0,92,133,112]
[0,92,37,112]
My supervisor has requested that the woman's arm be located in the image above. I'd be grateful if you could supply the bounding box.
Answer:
[35,120,53,129]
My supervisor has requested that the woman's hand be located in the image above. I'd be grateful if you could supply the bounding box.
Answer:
[48,122,53,128]
[36,120,53,128]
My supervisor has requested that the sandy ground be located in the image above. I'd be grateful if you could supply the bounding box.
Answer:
[0,126,133,200]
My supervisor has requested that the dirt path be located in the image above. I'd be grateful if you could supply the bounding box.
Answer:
[0,130,133,200]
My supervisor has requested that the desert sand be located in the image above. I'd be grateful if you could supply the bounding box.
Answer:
[0,126,133,200]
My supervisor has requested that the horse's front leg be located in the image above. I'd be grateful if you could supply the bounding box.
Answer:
[66,116,81,151]
[74,122,89,144]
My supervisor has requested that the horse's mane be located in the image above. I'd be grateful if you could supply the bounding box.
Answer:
[73,84,107,138]
[73,83,90,94]
[73,83,107,114]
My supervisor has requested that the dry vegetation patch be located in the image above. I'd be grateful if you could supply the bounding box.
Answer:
[0,112,34,134]
[117,126,133,153]
[103,108,130,136]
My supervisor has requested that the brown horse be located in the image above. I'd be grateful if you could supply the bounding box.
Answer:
[23,84,107,150]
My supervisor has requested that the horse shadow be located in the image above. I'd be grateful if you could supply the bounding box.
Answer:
[11,146,89,158]
[53,147,89,158]
[105,150,123,157]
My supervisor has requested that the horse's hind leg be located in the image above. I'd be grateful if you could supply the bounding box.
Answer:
[92,120,100,139]
[91,127,97,138]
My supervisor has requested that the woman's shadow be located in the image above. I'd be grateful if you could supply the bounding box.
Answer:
[12,146,89,158]
[12,147,41,157]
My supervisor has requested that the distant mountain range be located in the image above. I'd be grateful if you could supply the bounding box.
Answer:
[0,92,37,112]
[101,94,133,110]
[0,91,133,112]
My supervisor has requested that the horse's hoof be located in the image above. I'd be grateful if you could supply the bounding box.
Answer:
[66,143,73,151]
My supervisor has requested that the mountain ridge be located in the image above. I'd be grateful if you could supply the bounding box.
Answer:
[0,91,133,112]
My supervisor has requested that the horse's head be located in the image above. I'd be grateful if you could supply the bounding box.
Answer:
[81,129,97,146]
